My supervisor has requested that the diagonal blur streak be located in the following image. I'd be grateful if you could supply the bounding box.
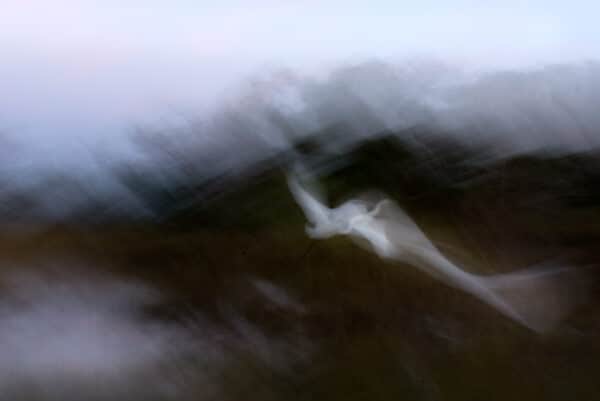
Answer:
[287,170,582,332]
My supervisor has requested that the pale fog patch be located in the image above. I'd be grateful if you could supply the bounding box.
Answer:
[0,270,313,400]
[251,277,307,314]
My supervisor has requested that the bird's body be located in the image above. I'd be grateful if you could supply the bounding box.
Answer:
[287,173,577,332]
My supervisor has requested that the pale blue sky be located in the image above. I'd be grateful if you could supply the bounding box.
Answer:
[1,1,599,165]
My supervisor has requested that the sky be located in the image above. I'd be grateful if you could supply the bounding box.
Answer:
[1,1,600,167]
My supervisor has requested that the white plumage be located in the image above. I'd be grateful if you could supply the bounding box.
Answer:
[287,172,579,332]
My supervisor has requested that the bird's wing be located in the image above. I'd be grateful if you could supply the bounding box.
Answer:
[372,197,582,332]
[370,199,437,252]
[286,173,331,227]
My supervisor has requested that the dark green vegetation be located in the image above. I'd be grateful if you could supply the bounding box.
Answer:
[1,131,599,400]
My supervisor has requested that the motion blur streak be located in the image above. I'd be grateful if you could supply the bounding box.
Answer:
[0,267,313,400]
[1,60,600,400]
[287,171,583,332]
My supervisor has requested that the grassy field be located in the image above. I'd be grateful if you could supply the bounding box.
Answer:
[1,136,599,400]
[0,200,597,400]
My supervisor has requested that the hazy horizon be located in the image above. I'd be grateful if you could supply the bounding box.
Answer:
[2,1,600,170]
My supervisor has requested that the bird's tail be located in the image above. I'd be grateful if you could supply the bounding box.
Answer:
[413,250,587,333]
[479,262,588,332]
[373,198,587,333]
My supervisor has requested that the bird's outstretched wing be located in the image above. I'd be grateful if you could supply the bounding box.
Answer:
[371,198,587,332]
[286,173,331,229]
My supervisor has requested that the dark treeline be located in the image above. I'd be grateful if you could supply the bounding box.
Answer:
[2,61,600,230]
[3,123,600,239]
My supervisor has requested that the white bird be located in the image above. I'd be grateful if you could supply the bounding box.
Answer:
[287,172,579,332]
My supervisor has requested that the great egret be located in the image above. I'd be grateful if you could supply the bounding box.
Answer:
[287,173,577,332]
